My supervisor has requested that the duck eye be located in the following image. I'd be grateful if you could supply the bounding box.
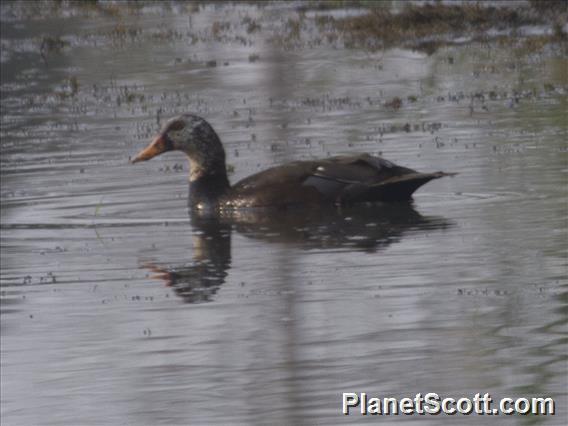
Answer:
[168,120,185,132]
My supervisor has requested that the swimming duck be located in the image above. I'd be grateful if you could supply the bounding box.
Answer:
[131,114,456,210]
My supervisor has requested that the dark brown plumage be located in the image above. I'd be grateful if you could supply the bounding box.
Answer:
[131,114,456,210]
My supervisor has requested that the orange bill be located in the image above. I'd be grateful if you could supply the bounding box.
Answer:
[131,135,171,163]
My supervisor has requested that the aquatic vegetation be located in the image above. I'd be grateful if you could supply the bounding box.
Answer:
[331,1,567,52]
[384,97,402,110]
[211,20,231,39]
[242,16,261,34]
[40,36,68,54]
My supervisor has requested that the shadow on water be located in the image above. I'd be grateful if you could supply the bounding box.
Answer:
[143,203,452,303]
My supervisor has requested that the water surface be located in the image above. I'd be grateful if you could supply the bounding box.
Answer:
[1,2,567,425]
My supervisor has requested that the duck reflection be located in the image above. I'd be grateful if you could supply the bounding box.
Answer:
[145,216,232,303]
[145,204,451,303]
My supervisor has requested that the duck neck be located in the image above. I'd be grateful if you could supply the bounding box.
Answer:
[184,125,231,208]
[188,167,230,208]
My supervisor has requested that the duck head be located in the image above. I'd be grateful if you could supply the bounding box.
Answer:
[131,113,227,181]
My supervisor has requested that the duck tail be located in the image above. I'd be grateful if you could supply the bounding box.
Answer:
[342,172,458,203]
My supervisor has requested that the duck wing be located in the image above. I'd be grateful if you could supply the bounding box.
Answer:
[230,154,454,207]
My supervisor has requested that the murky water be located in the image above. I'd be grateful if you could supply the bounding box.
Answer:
[1,2,567,425]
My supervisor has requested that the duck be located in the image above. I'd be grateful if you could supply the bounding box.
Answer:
[131,113,456,210]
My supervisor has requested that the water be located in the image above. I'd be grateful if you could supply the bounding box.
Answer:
[1,2,567,425]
